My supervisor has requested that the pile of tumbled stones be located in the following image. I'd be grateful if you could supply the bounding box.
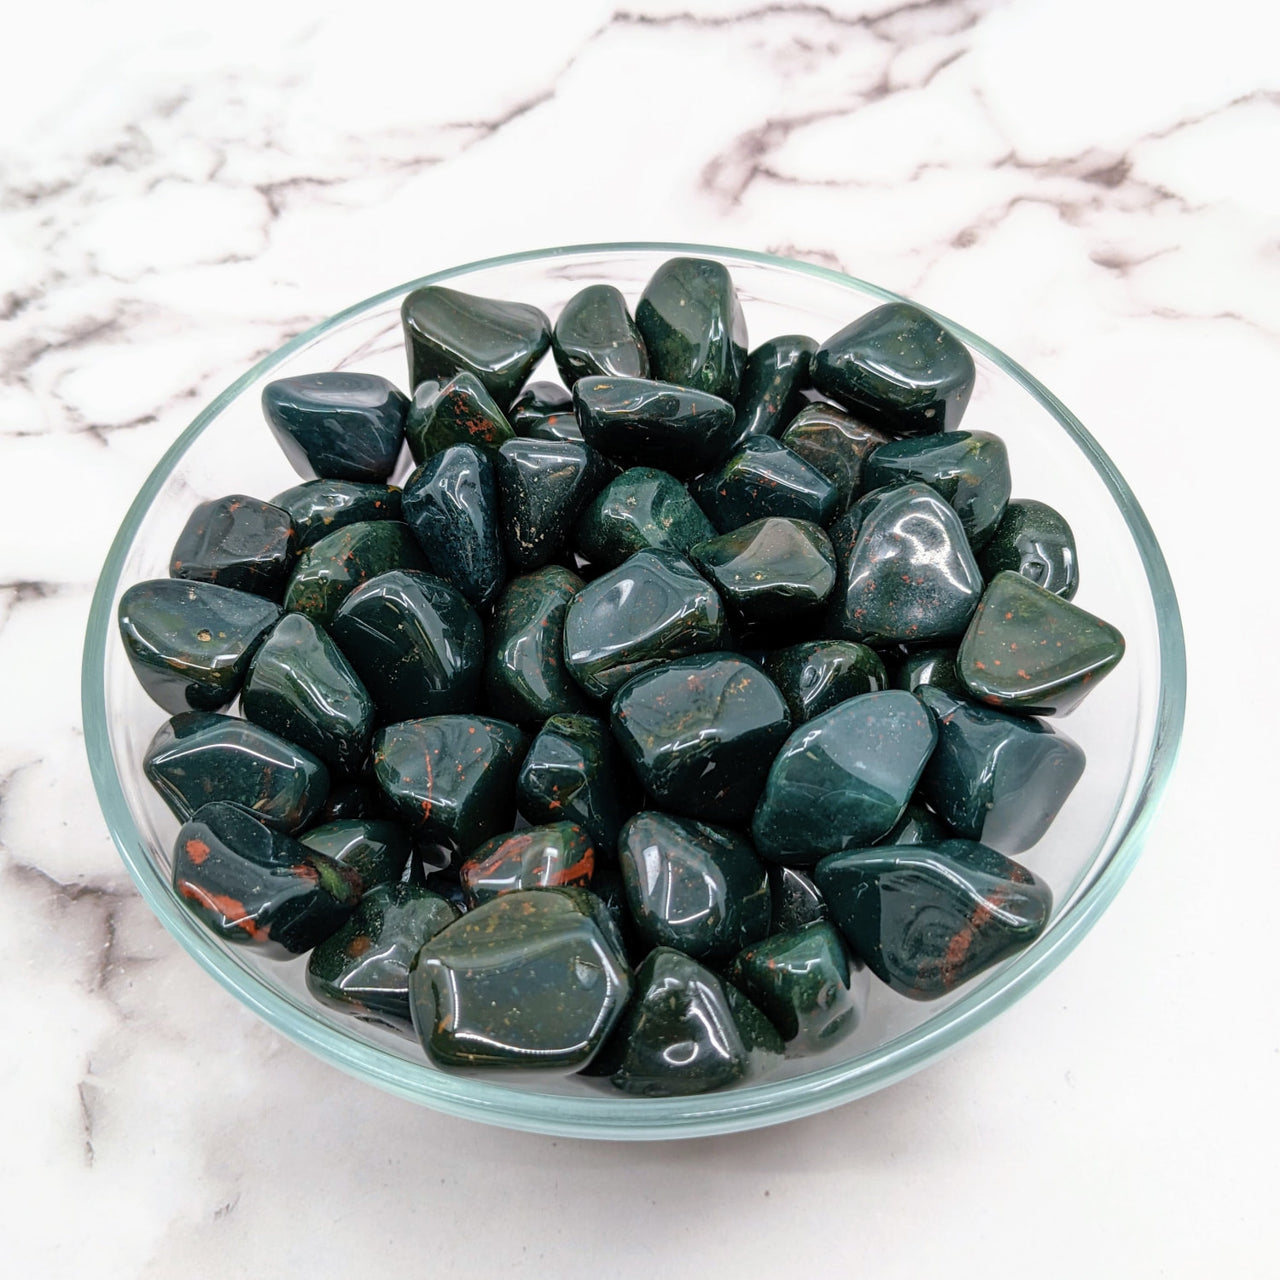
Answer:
[117,257,1125,1097]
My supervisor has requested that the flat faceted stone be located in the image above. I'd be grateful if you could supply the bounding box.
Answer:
[409,887,631,1071]
[764,638,887,724]
[553,284,649,386]
[572,376,737,478]
[811,302,975,437]
[271,479,402,551]
[330,570,483,722]
[617,811,772,962]
[405,371,515,463]
[485,566,589,727]
[815,838,1052,999]
[879,796,953,846]
[401,284,551,411]
[145,711,330,832]
[298,819,413,890]
[283,521,427,627]
[242,613,374,774]
[977,498,1079,600]
[262,372,408,483]
[752,689,938,865]
[307,883,458,1030]
[891,645,965,697]
[563,549,725,699]
[693,437,838,532]
[372,715,526,851]
[958,570,1125,715]
[509,381,581,441]
[780,402,891,513]
[401,443,505,608]
[173,801,361,957]
[458,821,596,907]
[769,865,828,932]
[574,466,714,569]
[117,579,281,714]
[730,335,816,448]
[634,257,747,401]
[495,437,606,571]
[169,494,297,600]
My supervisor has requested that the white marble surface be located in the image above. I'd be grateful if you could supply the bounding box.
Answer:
[3,0,1278,1274]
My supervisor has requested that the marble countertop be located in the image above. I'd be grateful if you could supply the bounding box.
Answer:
[4,1,1277,1275]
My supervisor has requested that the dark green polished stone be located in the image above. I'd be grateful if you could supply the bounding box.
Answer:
[509,381,581,440]
[634,257,747,401]
[401,284,551,411]
[764,639,887,724]
[271,479,402,551]
[769,865,828,932]
[495,437,605,571]
[307,883,458,1030]
[485,566,589,726]
[957,570,1125,715]
[144,712,329,832]
[752,689,937,865]
[919,685,1084,853]
[173,801,361,957]
[405,371,515,463]
[330,570,483,722]
[401,443,505,608]
[242,613,374,774]
[611,654,791,825]
[731,335,816,448]
[891,645,964,697]
[409,887,631,1071]
[262,372,408,483]
[617,811,772,962]
[811,302,975,437]
[372,715,526,851]
[283,521,427,627]
[879,797,953,846]
[815,838,1052,999]
[315,779,380,823]
[574,466,714,569]
[780,402,891,513]
[563,549,725,699]
[553,284,649,386]
[977,498,1079,600]
[692,437,838,532]
[298,819,412,890]
[117,579,281,714]
[169,494,296,600]
[572,377,737,478]
[458,822,597,907]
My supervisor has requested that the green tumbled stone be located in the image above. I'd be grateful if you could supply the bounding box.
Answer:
[574,467,714,569]
[458,822,597,907]
[752,689,937,865]
[957,570,1125,715]
[553,284,649,386]
[811,302,975,437]
[764,639,887,724]
[815,838,1052,999]
[878,797,953,846]
[780,402,891,513]
[692,437,838,532]
[495,437,605,571]
[730,335,817,448]
[271,479,402,551]
[169,494,297,601]
[768,865,828,932]
[891,645,964,697]
[298,819,413,890]
[405,371,515,463]
[509,381,581,440]
[315,780,379,823]
[145,712,329,832]
[977,498,1079,600]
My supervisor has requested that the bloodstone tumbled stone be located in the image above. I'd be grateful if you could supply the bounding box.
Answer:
[891,645,964,697]
[730,335,817,448]
[780,402,891,513]
[271,479,402,551]
[409,887,631,1071]
[879,797,953,846]
[977,498,1079,600]
[298,819,413,890]
[752,689,937,865]
[769,865,828,932]
[494,437,605,571]
[563,549,725,698]
[553,284,649,386]
[811,302,975,437]
[144,712,329,832]
[509,381,580,440]
[458,822,596,907]
[169,494,297,600]
[574,466,715,569]
[764,639,887,724]
[693,437,838,532]
[405,371,515,463]
[173,801,361,957]
[314,779,380,823]
[958,570,1125,715]
[117,579,281,714]
[815,839,1052,999]
[262,372,408,483]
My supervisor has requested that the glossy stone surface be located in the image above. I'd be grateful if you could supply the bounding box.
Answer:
[634,257,747,401]
[330,570,483,721]
[283,521,427,627]
[401,443,505,608]
[958,570,1125,715]
[242,613,374,774]
[769,866,828,932]
[458,822,596,907]
[574,466,714,569]
[509,381,580,440]
[307,883,458,1029]
[612,654,791,824]
[401,284,551,411]
[730,335,816,448]
[977,498,1079,600]
[693,437,838,532]
[298,819,413,890]
[764,639,887,724]
[879,797,953,846]
[144,712,330,832]
[409,887,631,1071]
[752,690,938,865]
[780,402,891,513]
[173,801,361,957]
[495,437,604,571]
[563,549,725,698]
[553,284,649,385]
[315,779,380,823]
[572,377,737,478]
[118,579,281,714]
[815,838,1052,999]
[169,494,296,600]
[485,566,589,726]
[811,302,975,437]
[405,371,514,463]
[271,479,402,550]
[891,645,964,697]
[372,715,526,851]
[262,372,408,483]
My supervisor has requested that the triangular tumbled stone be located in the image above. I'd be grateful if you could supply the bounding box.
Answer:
[494,437,605,571]
[553,284,649,385]
[405,371,515,463]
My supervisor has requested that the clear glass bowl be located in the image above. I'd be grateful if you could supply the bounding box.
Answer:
[81,243,1186,1140]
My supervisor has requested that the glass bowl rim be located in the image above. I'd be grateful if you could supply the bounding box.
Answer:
[81,240,1186,1140]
